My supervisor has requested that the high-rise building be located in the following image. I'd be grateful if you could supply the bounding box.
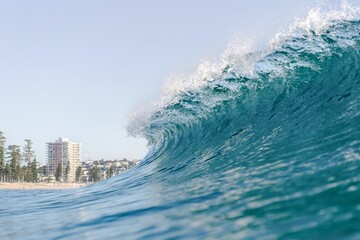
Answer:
[46,137,82,182]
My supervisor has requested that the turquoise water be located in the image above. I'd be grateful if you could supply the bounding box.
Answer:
[1,7,360,240]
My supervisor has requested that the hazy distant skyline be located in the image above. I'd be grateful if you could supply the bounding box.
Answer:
[0,0,353,163]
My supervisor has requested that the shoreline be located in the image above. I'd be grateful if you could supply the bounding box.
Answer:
[0,182,89,190]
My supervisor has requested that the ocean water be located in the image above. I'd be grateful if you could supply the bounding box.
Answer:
[1,5,360,240]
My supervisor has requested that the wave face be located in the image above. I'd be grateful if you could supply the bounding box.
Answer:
[1,6,360,240]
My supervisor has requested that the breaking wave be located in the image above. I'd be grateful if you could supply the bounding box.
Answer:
[1,3,360,239]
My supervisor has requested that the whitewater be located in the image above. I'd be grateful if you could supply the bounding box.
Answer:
[1,4,360,239]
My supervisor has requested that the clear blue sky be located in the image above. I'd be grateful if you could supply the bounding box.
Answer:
[0,0,354,163]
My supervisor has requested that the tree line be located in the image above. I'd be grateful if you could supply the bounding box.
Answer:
[0,131,38,183]
[52,162,83,183]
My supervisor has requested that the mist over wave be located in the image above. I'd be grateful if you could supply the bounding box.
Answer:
[2,3,360,239]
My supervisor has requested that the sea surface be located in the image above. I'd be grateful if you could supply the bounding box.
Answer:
[1,5,360,240]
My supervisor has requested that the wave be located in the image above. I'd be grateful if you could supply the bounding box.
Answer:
[2,3,360,239]
[129,3,360,155]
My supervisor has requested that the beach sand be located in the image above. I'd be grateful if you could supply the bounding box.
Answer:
[0,182,88,190]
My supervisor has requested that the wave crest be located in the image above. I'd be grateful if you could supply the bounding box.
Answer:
[127,3,360,148]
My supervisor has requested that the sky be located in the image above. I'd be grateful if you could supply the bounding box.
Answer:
[0,0,356,163]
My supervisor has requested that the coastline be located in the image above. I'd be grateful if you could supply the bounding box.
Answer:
[0,182,88,190]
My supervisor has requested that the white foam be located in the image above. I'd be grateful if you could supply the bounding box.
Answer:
[270,1,360,49]
[160,38,256,106]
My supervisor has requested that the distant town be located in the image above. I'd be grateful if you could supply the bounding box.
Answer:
[0,132,140,184]
[39,158,140,183]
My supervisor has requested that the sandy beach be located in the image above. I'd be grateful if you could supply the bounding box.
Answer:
[0,182,88,190]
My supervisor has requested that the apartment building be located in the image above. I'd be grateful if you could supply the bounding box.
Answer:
[47,137,82,182]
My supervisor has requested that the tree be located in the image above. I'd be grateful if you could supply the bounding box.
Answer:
[75,166,82,183]
[31,159,38,182]
[23,139,34,166]
[109,165,114,177]
[91,166,100,182]
[106,166,115,179]
[22,165,29,182]
[22,139,35,182]
[0,131,6,182]
[106,168,110,179]
[6,145,21,182]
[55,162,62,182]
[65,164,70,182]
[42,165,47,177]
[4,163,11,182]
